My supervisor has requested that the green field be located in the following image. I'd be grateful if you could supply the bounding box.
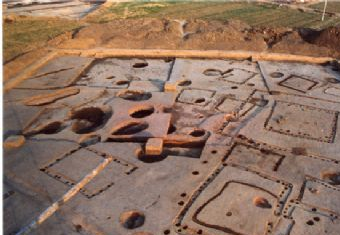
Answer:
[3,16,81,62]
[310,2,340,14]
[88,1,340,29]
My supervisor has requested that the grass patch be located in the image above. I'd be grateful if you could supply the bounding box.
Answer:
[310,2,340,14]
[86,1,183,23]
[3,16,81,62]
[86,1,340,29]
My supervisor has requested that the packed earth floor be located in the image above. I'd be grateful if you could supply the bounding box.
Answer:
[3,54,340,235]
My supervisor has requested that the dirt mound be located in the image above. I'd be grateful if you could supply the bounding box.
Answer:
[71,18,181,49]
[56,18,340,58]
[65,18,268,51]
[270,30,339,58]
[180,19,267,51]
[244,27,292,48]
[299,27,340,53]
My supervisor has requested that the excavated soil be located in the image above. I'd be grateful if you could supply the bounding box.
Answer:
[4,19,340,83]
[58,18,340,58]
[298,27,340,53]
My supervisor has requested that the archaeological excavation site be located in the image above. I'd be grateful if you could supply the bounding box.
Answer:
[2,1,340,235]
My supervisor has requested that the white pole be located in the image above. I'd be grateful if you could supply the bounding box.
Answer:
[322,0,328,21]
[16,156,113,235]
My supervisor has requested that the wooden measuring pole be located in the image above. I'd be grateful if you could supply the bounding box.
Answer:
[322,0,328,21]
[16,156,113,235]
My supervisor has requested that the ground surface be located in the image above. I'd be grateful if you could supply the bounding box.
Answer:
[3,54,340,235]
[3,1,340,64]
[3,0,102,19]
[3,15,81,63]
[3,2,340,235]
[309,1,340,14]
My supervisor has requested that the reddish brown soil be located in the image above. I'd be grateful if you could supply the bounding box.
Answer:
[58,18,340,58]
[298,26,340,53]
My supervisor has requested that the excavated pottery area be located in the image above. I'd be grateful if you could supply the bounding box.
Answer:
[3,55,340,235]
